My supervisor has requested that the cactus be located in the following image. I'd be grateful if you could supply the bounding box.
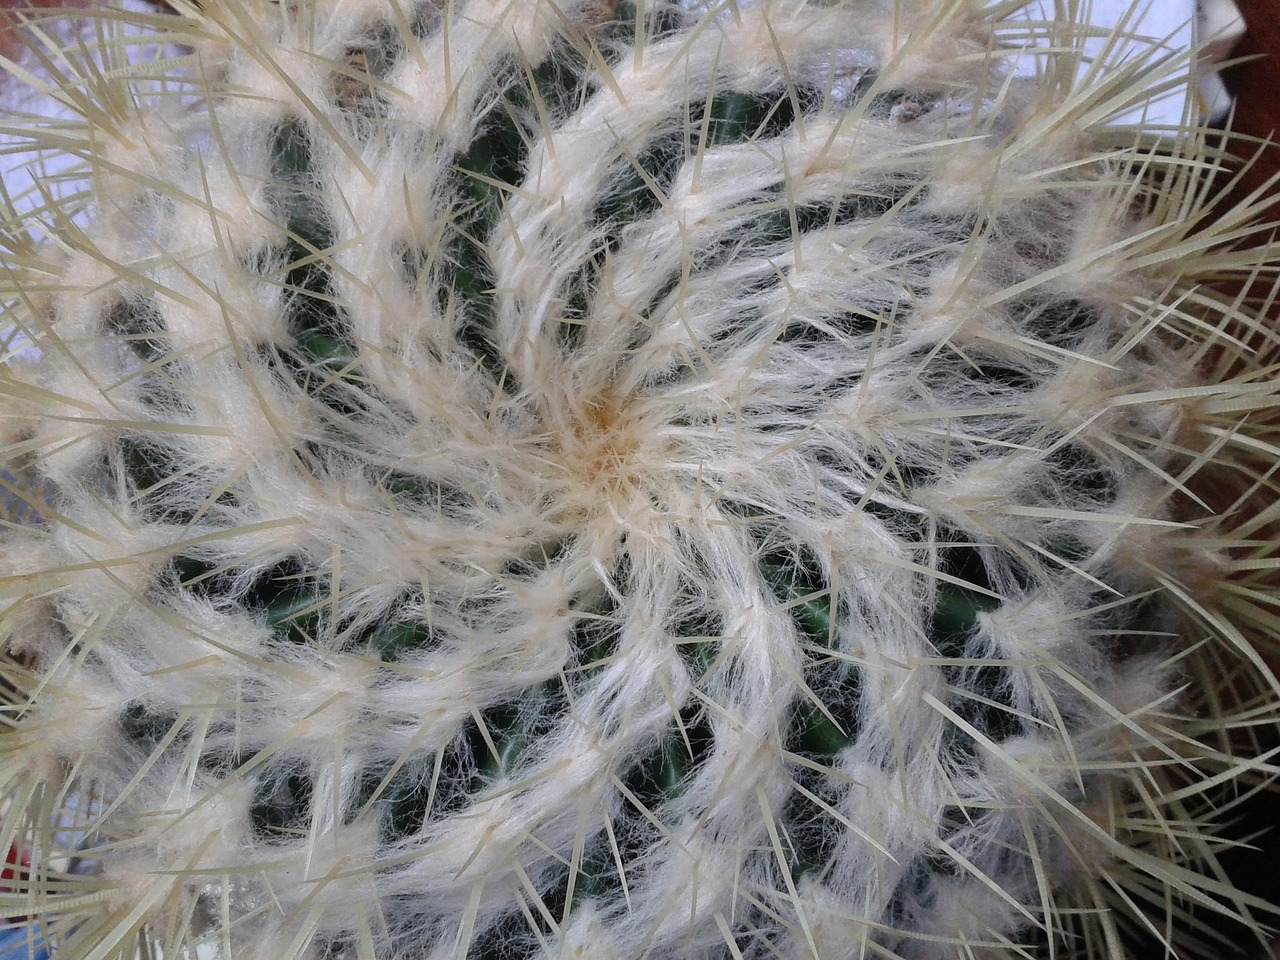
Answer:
[1,1,1279,957]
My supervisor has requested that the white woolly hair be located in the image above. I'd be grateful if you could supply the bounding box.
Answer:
[0,1,1278,959]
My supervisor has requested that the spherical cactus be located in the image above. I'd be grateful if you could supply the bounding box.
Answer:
[1,1,1279,958]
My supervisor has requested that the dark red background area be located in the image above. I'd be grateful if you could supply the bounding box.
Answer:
[0,0,88,62]
[1226,0,1280,193]
[1213,7,1280,956]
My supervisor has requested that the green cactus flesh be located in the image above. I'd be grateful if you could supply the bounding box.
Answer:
[1,2,1278,959]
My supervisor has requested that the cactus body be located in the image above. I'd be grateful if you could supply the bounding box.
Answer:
[0,2,1278,958]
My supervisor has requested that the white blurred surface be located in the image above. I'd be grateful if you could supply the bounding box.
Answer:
[1010,0,1242,126]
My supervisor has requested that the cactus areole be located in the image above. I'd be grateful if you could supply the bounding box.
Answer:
[0,2,1278,958]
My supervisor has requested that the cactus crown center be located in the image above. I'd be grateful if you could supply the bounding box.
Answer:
[571,390,639,478]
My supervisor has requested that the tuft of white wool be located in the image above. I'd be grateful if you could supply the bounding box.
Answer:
[0,1,1278,959]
